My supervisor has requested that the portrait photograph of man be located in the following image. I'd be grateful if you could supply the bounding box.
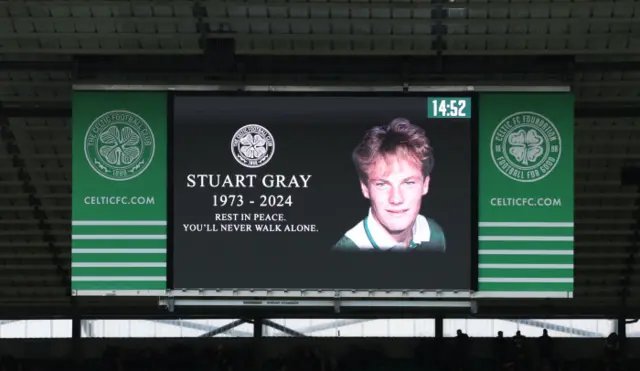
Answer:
[334,118,446,252]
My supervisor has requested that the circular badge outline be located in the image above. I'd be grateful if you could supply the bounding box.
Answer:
[230,124,276,169]
[84,109,156,182]
[490,111,562,183]
[500,124,552,172]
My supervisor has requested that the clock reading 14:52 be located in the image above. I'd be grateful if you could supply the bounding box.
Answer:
[427,97,472,118]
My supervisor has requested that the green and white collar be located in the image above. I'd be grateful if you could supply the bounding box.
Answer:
[345,209,432,250]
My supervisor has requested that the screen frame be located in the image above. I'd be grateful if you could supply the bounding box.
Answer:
[166,90,480,294]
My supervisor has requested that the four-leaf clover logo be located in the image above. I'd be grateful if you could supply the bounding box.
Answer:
[490,112,561,182]
[238,133,268,159]
[507,129,544,166]
[85,110,155,181]
[98,125,141,166]
[230,124,274,169]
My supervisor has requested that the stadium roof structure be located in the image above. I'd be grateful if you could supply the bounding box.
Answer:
[0,0,639,319]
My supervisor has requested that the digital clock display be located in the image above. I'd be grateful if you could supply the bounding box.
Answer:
[428,97,472,118]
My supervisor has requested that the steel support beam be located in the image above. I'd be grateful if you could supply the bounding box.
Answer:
[152,319,252,337]
[193,0,209,53]
[507,319,603,337]
[253,318,264,337]
[2,107,71,118]
[296,319,371,335]
[4,102,640,120]
[72,55,574,75]
[576,105,640,118]
[0,55,636,75]
[0,60,75,71]
[81,319,95,338]
[5,102,638,119]
[574,61,640,72]
[435,316,443,338]
[0,301,638,319]
[199,319,247,337]
[618,315,627,355]
[431,0,448,74]
[262,319,307,337]
[71,314,83,365]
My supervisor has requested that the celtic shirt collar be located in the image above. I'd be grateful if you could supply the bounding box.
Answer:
[363,209,431,250]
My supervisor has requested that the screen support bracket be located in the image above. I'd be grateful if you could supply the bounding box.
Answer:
[158,296,478,314]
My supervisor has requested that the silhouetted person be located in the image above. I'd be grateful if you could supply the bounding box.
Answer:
[604,333,619,371]
[454,329,470,370]
[494,331,509,370]
[514,330,524,341]
[512,331,527,371]
[538,329,554,370]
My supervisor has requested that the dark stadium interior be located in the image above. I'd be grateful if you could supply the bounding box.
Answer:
[1,1,639,370]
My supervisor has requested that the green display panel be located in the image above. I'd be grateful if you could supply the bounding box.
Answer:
[478,93,574,294]
[71,91,168,292]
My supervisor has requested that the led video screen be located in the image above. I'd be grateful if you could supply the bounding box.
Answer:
[172,95,475,290]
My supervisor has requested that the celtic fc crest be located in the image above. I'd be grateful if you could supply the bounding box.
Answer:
[490,111,561,183]
[84,110,155,181]
[231,124,275,169]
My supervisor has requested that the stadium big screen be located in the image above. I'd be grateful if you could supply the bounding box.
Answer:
[173,95,474,290]
[71,90,574,296]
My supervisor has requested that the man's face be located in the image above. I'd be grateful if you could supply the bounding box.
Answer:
[360,155,429,235]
